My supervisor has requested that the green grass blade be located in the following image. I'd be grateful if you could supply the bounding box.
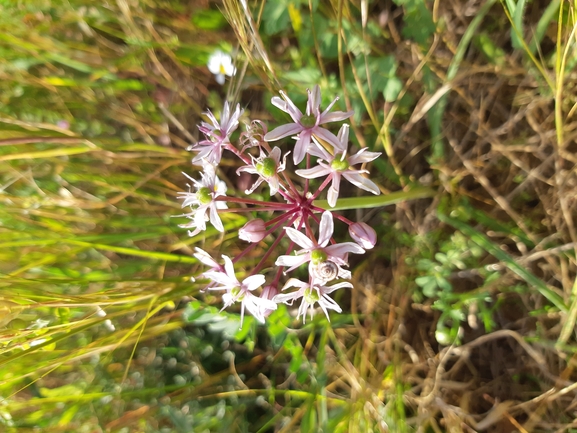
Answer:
[437,211,567,313]
[429,0,497,161]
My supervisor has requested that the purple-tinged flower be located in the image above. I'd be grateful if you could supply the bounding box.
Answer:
[349,222,377,249]
[203,255,276,325]
[275,211,364,272]
[207,50,236,85]
[178,164,228,236]
[296,125,381,207]
[191,102,243,165]
[273,278,352,323]
[239,218,267,243]
[264,85,353,165]
[237,146,288,196]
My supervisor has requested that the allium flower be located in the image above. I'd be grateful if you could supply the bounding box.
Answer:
[264,85,353,165]
[275,211,364,272]
[296,125,381,207]
[273,278,352,323]
[207,50,236,85]
[203,255,276,325]
[237,146,287,196]
[191,102,243,165]
[178,164,228,235]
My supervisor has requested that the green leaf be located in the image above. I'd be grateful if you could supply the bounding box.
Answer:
[191,9,228,30]
[383,76,403,102]
[393,0,435,45]
[474,33,507,66]
[263,0,291,35]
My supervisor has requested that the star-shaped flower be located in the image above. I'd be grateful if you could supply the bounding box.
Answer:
[236,146,288,196]
[178,164,228,236]
[273,278,352,323]
[191,102,243,165]
[264,85,353,165]
[275,210,364,272]
[203,255,277,325]
[296,125,381,207]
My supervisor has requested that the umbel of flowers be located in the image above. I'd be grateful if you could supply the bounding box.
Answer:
[179,86,381,325]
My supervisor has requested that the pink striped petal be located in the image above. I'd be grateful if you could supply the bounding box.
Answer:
[343,172,380,195]
[318,211,334,246]
[264,123,303,142]
[295,165,330,179]
[284,227,314,249]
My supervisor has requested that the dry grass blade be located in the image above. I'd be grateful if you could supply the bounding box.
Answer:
[221,0,281,94]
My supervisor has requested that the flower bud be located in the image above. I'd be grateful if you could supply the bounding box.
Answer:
[239,219,267,243]
[349,222,377,249]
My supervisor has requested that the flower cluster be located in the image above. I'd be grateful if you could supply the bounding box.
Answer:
[179,86,381,325]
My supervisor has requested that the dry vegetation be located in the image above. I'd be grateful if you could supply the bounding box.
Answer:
[2,0,577,432]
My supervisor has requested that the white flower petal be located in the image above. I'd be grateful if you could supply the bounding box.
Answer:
[279,90,303,122]
[320,110,354,124]
[272,292,299,305]
[193,248,219,268]
[306,85,321,116]
[322,282,353,294]
[275,254,309,270]
[194,206,208,231]
[326,242,365,257]
[282,278,308,291]
[203,270,235,287]
[295,165,330,179]
[318,211,334,246]
[242,274,266,291]
[342,172,381,195]
[209,204,224,232]
[293,130,311,165]
[327,177,340,208]
[222,255,236,280]
[312,127,342,151]
[264,123,303,142]
[348,149,381,165]
[336,124,349,146]
[284,227,314,249]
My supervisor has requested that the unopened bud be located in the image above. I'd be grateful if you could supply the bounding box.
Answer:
[239,219,267,243]
[349,222,377,249]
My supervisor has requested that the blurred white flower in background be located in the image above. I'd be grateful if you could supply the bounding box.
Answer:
[207,50,236,85]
